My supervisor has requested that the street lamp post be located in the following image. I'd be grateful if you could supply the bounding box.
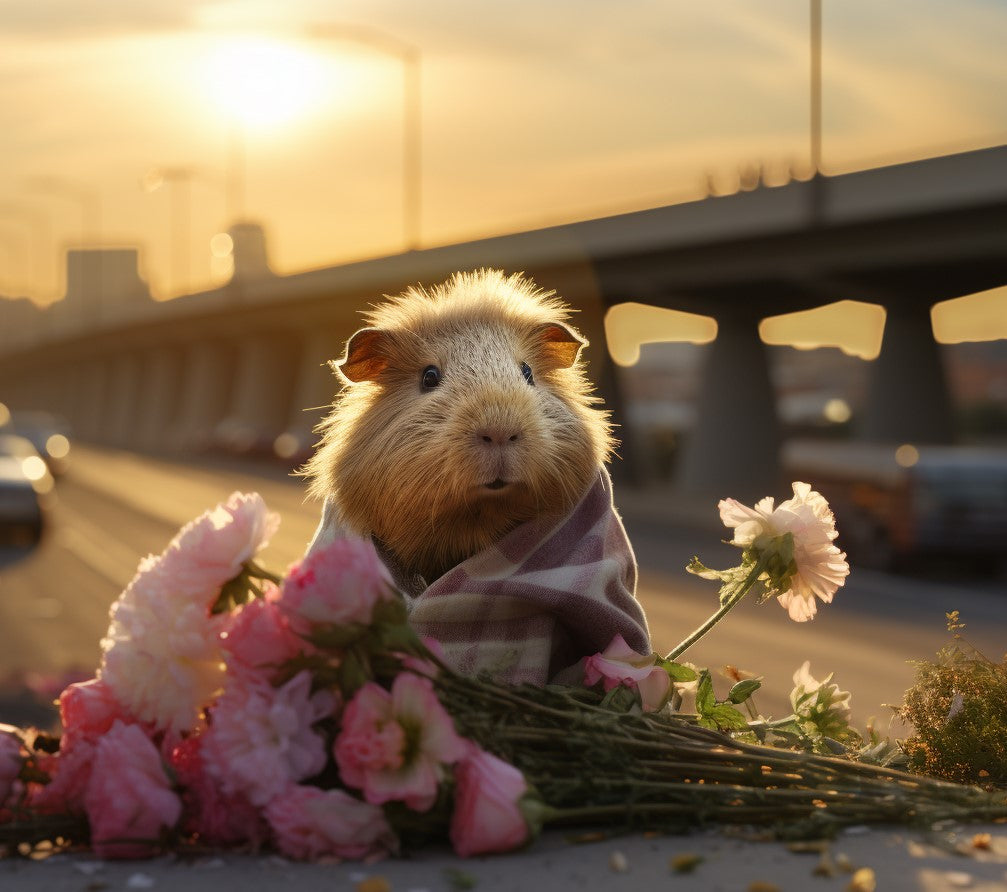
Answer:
[308,24,422,252]
[810,0,822,175]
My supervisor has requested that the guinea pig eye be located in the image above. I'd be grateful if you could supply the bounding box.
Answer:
[421,365,442,390]
[520,361,534,386]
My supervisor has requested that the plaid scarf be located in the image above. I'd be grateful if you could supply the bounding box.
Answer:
[306,470,650,685]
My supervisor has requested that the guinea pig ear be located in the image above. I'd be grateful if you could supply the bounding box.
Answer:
[535,322,586,369]
[333,327,389,383]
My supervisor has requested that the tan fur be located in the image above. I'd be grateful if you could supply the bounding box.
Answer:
[303,269,614,583]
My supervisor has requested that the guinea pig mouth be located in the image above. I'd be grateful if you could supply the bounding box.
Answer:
[482,478,511,491]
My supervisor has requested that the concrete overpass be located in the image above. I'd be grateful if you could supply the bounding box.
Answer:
[1,144,1005,497]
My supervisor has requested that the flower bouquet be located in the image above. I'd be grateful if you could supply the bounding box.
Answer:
[1,485,1005,861]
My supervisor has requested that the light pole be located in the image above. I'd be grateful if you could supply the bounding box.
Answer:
[810,0,822,175]
[308,23,422,251]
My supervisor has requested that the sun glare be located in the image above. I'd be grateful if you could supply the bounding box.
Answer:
[202,36,330,131]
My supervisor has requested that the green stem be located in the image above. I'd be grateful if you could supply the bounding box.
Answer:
[665,557,768,660]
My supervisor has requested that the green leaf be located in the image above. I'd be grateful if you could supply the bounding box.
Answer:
[371,595,409,626]
[377,621,423,652]
[210,574,254,615]
[307,623,368,650]
[599,684,641,714]
[657,658,698,682]
[728,678,762,704]
[695,670,715,714]
[693,670,751,731]
[337,648,372,695]
[707,703,749,731]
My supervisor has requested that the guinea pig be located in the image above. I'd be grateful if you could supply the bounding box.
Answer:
[303,269,614,588]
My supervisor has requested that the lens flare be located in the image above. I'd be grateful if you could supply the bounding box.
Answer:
[895,444,920,468]
[20,455,48,482]
[46,433,70,459]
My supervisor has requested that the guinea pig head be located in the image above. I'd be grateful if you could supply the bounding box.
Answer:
[306,271,614,583]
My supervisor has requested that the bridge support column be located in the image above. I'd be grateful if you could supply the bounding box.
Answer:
[76,361,110,444]
[175,339,236,451]
[676,312,781,501]
[217,333,299,453]
[561,270,643,486]
[860,300,954,444]
[104,354,144,449]
[136,347,184,451]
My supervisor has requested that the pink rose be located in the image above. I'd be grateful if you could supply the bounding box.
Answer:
[0,730,23,809]
[169,736,267,847]
[164,491,280,604]
[335,673,467,812]
[450,747,533,857]
[220,590,305,679]
[84,721,183,858]
[583,634,671,712]
[201,670,334,807]
[265,784,396,861]
[58,677,127,749]
[278,537,395,635]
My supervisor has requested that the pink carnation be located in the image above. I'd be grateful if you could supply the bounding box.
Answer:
[201,670,334,807]
[265,784,396,861]
[100,554,228,735]
[220,590,305,679]
[58,677,127,750]
[84,721,182,859]
[278,537,394,635]
[450,747,533,857]
[335,673,467,812]
[0,730,23,809]
[164,491,280,602]
[30,740,95,816]
[169,736,267,847]
[583,634,671,712]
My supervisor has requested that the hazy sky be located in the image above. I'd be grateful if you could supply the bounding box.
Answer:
[0,0,1004,305]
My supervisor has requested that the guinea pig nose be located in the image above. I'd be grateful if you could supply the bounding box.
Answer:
[476,427,522,446]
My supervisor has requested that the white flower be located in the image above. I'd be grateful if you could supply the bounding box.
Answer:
[718,481,849,622]
[100,555,228,735]
[790,661,853,739]
[98,492,280,735]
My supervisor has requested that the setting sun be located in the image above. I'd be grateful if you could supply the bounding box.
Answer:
[201,36,331,131]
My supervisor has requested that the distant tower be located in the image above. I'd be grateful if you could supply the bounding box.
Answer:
[228,221,273,283]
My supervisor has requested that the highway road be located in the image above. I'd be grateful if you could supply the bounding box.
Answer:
[0,444,1004,734]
